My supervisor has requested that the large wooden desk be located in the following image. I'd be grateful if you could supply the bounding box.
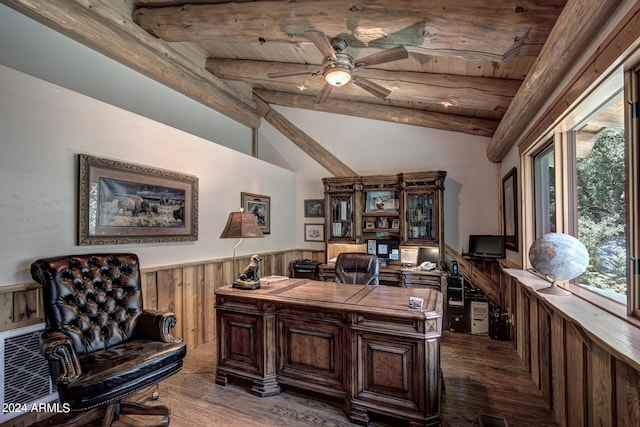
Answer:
[215,279,442,426]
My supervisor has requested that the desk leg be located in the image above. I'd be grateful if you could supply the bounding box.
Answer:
[250,377,281,398]
[344,401,370,426]
[215,370,228,386]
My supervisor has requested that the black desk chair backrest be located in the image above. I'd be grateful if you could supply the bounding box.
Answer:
[334,252,380,285]
[30,253,186,426]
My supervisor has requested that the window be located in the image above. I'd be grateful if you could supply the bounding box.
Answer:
[525,66,637,318]
[571,92,627,304]
[533,143,555,239]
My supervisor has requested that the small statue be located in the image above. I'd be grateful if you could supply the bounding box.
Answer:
[233,254,262,290]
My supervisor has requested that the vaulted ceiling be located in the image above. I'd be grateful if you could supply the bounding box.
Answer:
[2,0,622,168]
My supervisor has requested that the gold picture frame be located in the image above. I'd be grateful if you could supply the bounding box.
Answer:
[78,154,198,245]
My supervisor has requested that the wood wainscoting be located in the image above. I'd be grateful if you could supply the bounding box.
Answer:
[502,269,640,427]
[0,249,324,351]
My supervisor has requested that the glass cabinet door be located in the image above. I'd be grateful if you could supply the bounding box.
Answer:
[405,191,435,242]
[329,194,353,240]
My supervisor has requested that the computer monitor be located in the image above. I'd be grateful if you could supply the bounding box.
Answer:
[467,235,505,259]
[375,239,400,261]
[417,246,439,264]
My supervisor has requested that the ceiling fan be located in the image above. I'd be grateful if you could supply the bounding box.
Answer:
[267,30,409,104]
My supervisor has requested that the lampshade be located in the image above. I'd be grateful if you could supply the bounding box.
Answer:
[219,211,265,239]
[324,67,352,86]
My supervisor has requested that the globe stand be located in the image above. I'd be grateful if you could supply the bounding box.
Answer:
[538,278,571,296]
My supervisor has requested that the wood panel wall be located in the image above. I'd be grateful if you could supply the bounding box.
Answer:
[502,270,640,426]
[0,249,324,351]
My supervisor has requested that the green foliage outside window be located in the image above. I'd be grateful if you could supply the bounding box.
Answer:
[576,128,627,297]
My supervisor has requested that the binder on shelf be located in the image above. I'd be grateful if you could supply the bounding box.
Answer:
[340,201,348,220]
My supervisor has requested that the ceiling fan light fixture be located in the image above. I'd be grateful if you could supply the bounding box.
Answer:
[324,66,352,87]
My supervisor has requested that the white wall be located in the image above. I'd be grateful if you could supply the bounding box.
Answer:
[0,64,296,285]
[0,3,501,285]
[258,106,500,254]
[0,4,252,155]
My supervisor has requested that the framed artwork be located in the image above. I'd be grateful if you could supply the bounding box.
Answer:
[391,218,400,229]
[377,216,389,229]
[502,167,518,251]
[242,192,270,234]
[400,246,419,265]
[365,190,398,212]
[304,199,325,217]
[78,154,198,245]
[304,223,324,242]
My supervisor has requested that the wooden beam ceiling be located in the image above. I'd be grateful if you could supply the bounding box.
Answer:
[2,0,262,129]
[254,95,357,176]
[206,58,521,112]
[133,0,565,62]
[10,0,618,166]
[485,0,625,162]
[254,90,498,137]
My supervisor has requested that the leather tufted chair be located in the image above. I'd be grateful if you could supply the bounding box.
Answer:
[334,252,380,285]
[30,253,186,427]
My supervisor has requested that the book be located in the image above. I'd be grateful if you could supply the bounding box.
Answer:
[259,275,289,283]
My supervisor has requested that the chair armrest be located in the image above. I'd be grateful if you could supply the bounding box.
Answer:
[40,330,82,384]
[136,309,183,343]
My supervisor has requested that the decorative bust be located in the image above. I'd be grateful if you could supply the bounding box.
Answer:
[233,254,262,290]
[374,197,385,211]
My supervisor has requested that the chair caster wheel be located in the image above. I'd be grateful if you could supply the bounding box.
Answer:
[152,391,159,400]
[160,415,170,426]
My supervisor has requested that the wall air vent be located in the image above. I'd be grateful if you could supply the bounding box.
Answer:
[0,323,58,423]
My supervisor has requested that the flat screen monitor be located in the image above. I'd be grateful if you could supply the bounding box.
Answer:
[467,235,505,259]
[375,239,399,261]
[417,247,439,265]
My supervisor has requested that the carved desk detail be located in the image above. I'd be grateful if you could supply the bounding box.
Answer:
[215,279,442,426]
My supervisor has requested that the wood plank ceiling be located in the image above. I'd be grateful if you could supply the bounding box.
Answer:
[131,0,564,140]
[3,0,622,166]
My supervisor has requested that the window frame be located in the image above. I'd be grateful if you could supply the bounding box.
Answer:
[522,64,639,323]
[532,142,556,239]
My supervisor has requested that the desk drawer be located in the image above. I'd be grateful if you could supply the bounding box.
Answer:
[404,274,441,287]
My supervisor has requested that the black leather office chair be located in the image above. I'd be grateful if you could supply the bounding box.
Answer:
[334,252,380,285]
[30,253,186,427]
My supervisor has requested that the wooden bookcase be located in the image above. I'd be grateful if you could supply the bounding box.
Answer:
[322,171,446,264]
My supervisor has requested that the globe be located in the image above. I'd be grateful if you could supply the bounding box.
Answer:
[529,233,589,294]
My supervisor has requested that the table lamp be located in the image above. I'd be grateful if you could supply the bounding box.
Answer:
[219,209,265,289]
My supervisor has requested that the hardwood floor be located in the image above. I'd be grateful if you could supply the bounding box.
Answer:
[109,331,558,427]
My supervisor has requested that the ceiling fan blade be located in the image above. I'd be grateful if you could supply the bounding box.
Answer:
[305,30,337,61]
[353,77,391,99]
[267,70,318,78]
[355,46,409,68]
[315,83,333,104]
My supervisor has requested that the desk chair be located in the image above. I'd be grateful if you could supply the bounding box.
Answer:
[334,252,380,285]
[30,253,186,427]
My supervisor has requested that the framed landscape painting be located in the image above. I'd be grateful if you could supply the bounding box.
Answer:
[78,154,198,245]
[304,199,325,217]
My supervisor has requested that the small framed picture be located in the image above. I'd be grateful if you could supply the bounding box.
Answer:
[304,199,325,217]
[242,192,270,234]
[391,218,400,229]
[377,216,389,229]
[304,223,324,242]
[365,221,376,229]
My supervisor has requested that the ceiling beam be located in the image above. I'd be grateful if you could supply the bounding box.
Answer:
[486,0,624,162]
[206,59,520,112]
[2,0,262,129]
[134,0,567,62]
[253,96,357,177]
[254,90,498,138]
